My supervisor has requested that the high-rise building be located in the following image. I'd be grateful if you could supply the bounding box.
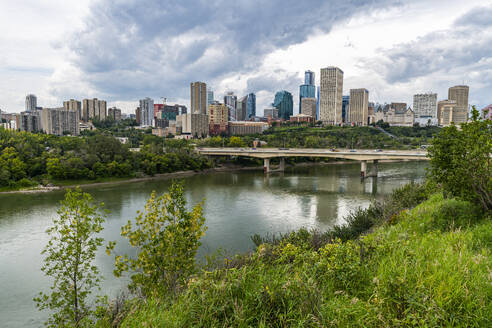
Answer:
[139,98,154,126]
[437,100,457,126]
[305,70,315,86]
[177,113,208,137]
[208,103,229,126]
[41,107,79,136]
[63,99,82,121]
[207,89,214,106]
[342,96,350,123]
[82,98,107,121]
[273,91,293,120]
[299,84,316,112]
[237,96,247,121]
[224,92,237,121]
[348,89,369,126]
[191,82,207,114]
[319,67,343,124]
[448,85,469,124]
[413,93,437,125]
[135,107,142,125]
[19,111,41,132]
[246,93,256,119]
[108,107,122,121]
[25,94,37,111]
[157,104,187,121]
[301,97,317,118]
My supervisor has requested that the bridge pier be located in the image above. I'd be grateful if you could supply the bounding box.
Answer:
[361,160,367,179]
[264,158,270,173]
[370,160,379,178]
[279,157,285,171]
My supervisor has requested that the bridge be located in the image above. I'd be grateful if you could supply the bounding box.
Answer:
[196,147,429,177]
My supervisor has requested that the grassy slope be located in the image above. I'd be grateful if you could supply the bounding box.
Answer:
[105,194,492,327]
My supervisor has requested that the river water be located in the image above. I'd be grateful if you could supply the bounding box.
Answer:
[0,161,427,327]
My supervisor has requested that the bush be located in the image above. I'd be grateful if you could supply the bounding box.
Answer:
[431,198,481,231]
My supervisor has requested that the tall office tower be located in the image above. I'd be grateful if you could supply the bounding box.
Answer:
[224,92,237,121]
[82,98,106,121]
[236,96,247,121]
[246,93,256,119]
[413,93,437,125]
[273,90,293,120]
[25,94,37,111]
[437,100,457,126]
[301,97,317,118]
[63,99,82,121]
[191,81,207,114]
[319,67,343,124]
[207,89,214,106]
[448,85,469,124]
[305,70,315,86]
[342,96,350,123]
[139,98,154,126]
[348,89,369,126]
[299,84,316,112]
[41,107,80,136]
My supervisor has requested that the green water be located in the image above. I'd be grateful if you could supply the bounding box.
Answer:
[0,161,427,327]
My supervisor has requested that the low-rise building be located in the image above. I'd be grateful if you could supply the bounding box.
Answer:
[374,107,414,126]
[437,100,457,126]
[228,121,269,135]
[264,107,279,119]
[290,114,314,123]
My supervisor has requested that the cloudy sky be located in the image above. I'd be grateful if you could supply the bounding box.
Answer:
[1,0,491,115]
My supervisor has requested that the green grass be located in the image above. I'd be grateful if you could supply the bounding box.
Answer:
[98,193,491,327]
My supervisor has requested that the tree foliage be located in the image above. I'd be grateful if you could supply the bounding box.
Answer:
[109,182,207,298]
[428,107,491,211]
[34,188,107,327]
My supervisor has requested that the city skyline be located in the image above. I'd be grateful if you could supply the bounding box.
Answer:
[0,1,491,115]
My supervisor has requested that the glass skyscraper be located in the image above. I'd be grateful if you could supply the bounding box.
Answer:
[305,70,315,85]
[299,70,316,112]
[273,91,293,120]
[246,93,256,119]
[342,95,350,123]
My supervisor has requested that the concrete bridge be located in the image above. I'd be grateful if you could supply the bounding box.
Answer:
[196,147,429,177]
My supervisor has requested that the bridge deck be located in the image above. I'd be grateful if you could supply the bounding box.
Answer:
[197,147,429,161]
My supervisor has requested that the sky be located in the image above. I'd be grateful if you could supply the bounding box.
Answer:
[1,0,491,116]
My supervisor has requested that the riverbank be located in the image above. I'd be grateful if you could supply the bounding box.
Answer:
[97,186,491,327]
[0,159,419,195]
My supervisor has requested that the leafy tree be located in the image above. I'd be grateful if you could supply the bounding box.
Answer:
[34,188,107,327]
[228,136,246,147]
[428,107,491,211]
[109,182,206,298]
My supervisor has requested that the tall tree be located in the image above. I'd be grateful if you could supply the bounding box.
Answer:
[34,188,106,327]
[108,181,206,298]
[428,107,491,211]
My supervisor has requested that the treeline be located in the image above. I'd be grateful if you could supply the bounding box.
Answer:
[0,128,211,189]
[199,125,440,149]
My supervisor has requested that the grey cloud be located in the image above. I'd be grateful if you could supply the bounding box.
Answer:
[361,5,492,107]
[58,0,399,102]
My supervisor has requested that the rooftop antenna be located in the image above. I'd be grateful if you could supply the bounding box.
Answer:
[161,97,166,105]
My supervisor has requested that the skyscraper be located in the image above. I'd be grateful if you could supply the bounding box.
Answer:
[305,70,315,86]
[25,94,37,111]
[82,98,107,121]
[348,89,369,126]
[139,97,154,126]
[63,99,81,121]
[41,107,80,136]
[448,85,469,124]
[342,96,350,123]
[299,70,316,112]
[224,92,237,121]
[237,96,247,121]
[413,93,437,125]
[207,89,214,106]
[273,91,293,120]
[246,93,256,119]
[191,82,207,114]
[319,67,343,124]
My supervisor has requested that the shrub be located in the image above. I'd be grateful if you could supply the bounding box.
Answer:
[431,198,482,231]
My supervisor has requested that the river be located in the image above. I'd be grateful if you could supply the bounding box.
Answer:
[0,161,427,327]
